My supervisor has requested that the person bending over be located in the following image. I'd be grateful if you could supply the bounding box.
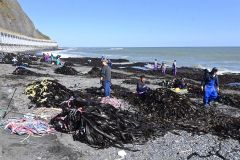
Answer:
[201,67,219,107]
[137,75,149,97]
[173,77,187,89]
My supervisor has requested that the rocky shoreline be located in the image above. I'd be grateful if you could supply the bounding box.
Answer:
[0,56,240,160]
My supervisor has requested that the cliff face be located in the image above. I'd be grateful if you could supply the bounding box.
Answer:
[0,0,49,39]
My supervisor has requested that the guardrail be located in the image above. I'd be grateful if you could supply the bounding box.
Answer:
[0,27,58,53]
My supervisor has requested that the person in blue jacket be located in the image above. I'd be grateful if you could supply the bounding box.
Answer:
[201,67,219,107]
[137,75,148,96]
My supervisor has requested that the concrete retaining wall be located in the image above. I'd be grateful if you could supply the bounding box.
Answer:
[0,28,58,53]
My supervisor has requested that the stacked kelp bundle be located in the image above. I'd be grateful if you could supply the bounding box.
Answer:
[25,79,73,108]
[219,93,240,109]
[219,74,240,86]
[111,85,134,99]
[85,87,103,98]
[1,53,35,65]
[187,84,202,98]
[176,110,240,140]
[1,53,15,64]
[132,88,196,122]
[55,66,79,75]
[17,55,33,65]
[187,84,240,109]
[64,61,75,66]
[88,67,100,77]
[84,85,133,100]
[51,98,154,148]
[13,66,42,76]
[129,88,240,141]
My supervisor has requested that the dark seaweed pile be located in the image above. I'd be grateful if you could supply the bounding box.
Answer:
[127,88,240,141]
[83,85,133,100]
[77,85,240,141]
[219,93,240,109]
[24,78,240,149]
[187,84,202,98]
[1,53,15,64]
[112,72,129,79]
[132,89,197,121]
[55,66,79,75]
[219,74,240,86]
[16,55,33,65]
[87,67,100,77]
[123,79,150,85]
[25,79,73,108]
[12,67,45,76]
[177,111,240,140]
[64,61,75,66]
[1,53,37,65]
[51,97,154,148]
[186,83,240,110]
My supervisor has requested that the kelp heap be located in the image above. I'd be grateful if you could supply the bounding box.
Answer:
[87,67,100,77]
[13,66,44,76]
[63,61,75,67]
[24,80,240,148]
[25,80,154,148]
[218,93,240,109]
[186,83,240,110]
[25,79,73,108]
[1,53,16,64]
[133,88,196,122]
[51,98,154,148]
[55,65,79,75]
[129,88,240,141]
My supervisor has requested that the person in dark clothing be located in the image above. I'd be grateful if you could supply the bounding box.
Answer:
[137,75,148,96]
[173,77,187,89]
[101,56,106,62]
[101,60,111,97]
[201,69,210,87]
[201,67,219,107]
[107,59,112,68]
[172,60,177,76]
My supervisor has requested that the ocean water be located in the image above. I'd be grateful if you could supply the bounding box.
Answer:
[57,47,240,73]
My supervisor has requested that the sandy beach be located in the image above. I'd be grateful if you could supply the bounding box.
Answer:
[0,57,240,160]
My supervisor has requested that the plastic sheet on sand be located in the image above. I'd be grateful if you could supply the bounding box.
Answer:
[100,97,121,109]
[4,117,54,136]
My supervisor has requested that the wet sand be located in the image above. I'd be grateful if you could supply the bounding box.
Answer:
[0,57,240,160]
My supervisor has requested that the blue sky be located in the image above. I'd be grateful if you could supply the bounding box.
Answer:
[18,0,240,47]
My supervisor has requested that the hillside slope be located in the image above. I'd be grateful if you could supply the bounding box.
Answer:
[0,0,49,39]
